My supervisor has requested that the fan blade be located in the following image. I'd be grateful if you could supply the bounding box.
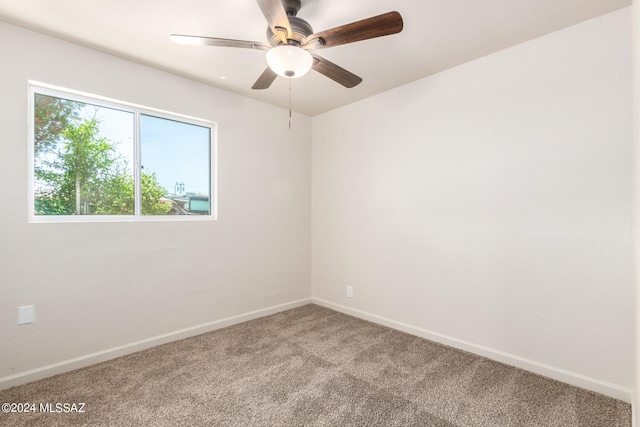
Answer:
[305,11,403,50]
[256,0,292,45]
[252,67,278,90]
[170,34,270,50]
[312,54,362,88]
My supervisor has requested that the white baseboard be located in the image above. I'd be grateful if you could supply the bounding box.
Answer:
[3,296,632,404]
[0,298,312,391]
[633,391,637,427]
[311,297,633,403]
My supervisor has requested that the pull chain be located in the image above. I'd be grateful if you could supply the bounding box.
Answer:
[288,77,292,129]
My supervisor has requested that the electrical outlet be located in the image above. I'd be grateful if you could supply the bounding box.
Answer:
[346,286,353,298]
[18,305,35,325]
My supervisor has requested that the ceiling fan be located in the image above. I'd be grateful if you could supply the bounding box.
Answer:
[170,0,403,90]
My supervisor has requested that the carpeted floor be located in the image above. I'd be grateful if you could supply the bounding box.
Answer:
[0,304,632,426]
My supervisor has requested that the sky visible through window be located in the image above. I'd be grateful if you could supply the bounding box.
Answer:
[141,114,210,196]
[91,106,210,197]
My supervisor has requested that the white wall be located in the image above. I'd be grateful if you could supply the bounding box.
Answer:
[633,0,639,422]
[0,22,311,385]
[312,8,633,399]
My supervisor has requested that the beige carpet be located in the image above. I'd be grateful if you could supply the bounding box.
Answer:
[0,304,631,426]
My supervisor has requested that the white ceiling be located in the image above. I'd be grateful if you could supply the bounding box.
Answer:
[0,0,631,116]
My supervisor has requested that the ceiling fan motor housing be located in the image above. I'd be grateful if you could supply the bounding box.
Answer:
[266,16,313,47]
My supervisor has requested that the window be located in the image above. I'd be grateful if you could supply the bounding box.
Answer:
[29,83,216,221]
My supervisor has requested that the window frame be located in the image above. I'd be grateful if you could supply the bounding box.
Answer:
[28,81,217,222]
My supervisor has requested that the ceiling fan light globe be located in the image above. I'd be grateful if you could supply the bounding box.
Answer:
[266,45,313,78]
